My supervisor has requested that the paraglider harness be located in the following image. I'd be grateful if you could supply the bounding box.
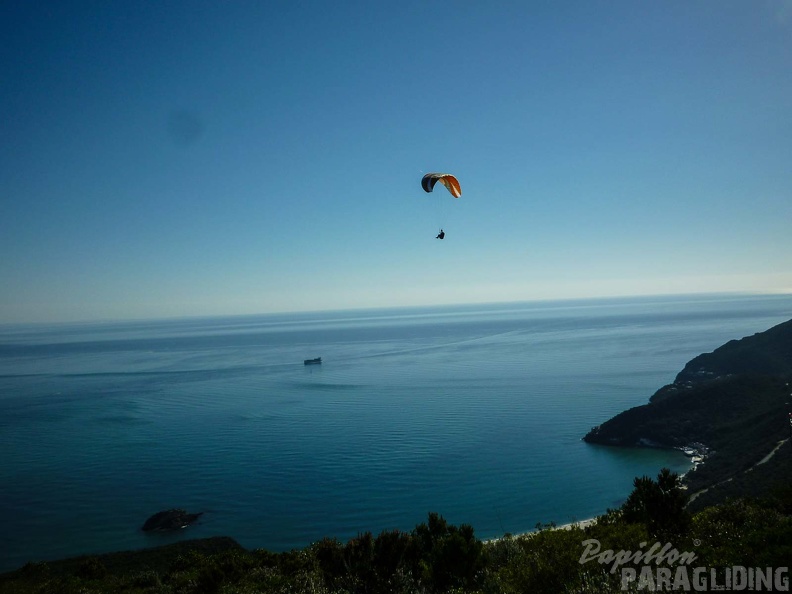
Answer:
[436,229,445,239]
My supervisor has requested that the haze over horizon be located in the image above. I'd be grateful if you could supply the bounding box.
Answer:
[2,1,791,324]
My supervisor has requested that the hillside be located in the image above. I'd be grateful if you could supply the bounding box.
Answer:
[671,318,792,388]
[584,318,792,499]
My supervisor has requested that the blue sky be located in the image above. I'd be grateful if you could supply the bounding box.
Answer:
[2,1,791,323]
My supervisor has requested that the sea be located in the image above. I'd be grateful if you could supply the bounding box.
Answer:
[1,293,792,571]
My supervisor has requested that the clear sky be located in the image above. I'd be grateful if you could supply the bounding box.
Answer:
[2,1,791,323]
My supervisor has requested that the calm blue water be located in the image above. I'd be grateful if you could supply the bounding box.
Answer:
[1,294,791,571]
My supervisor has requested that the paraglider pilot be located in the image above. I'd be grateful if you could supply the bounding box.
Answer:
[421,173,459,241]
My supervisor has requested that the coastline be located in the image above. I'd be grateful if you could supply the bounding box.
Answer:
[557,517,598,531]
[484,516,599,543]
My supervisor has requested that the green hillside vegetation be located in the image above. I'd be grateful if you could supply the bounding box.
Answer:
[672,318,792,386]
[2,470,791,593]
[688,440,792,512]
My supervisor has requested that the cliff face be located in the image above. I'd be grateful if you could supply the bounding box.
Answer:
[583,318,792,497]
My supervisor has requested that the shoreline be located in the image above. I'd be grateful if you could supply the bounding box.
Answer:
[484,516,599,543]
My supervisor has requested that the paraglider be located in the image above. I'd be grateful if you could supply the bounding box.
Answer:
[422,173,460,239]
[421,173,461,198]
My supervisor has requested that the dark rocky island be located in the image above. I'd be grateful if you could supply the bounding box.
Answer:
[584,318,792,508]
[141,509,203,532]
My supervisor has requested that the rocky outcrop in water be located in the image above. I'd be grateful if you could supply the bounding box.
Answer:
[141,509,203,532]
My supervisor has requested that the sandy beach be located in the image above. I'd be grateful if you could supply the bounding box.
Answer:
[485,516,599,543]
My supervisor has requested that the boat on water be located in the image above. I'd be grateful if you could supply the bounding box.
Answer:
[304,357,322,365]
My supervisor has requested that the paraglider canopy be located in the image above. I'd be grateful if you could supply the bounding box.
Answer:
[421,173,461,198]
